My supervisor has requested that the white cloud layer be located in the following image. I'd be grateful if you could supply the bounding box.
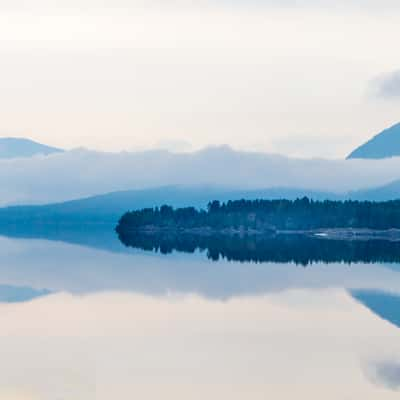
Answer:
[1,147,400,205]
[373,70,400,99]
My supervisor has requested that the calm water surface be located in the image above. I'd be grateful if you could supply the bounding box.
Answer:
[0,227,399,399]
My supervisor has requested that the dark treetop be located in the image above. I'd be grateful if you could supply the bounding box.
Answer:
[116,198,400,233]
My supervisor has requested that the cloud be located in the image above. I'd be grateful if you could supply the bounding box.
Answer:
[368,361,400,391]
[372,70,400,99]
[1,147,400,205]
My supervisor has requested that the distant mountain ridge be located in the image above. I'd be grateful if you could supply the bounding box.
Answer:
[351,179,400,201]
[0,186,340,225]
[0,285,50,303]
[0,181,399,229]
[348,123,400,159]
[0,137,63,159]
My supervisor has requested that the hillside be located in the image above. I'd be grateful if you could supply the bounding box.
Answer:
[0,137,63,159]
[351,290,400,329]
[0,181,400,230]
[348,123,400,159]
[351,179,400,201]
[0,186,339,225]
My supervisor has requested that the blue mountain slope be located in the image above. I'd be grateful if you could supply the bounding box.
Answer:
[0,182,400,230]
[351,179,400,201]
[0,137,63,158]
[0,186,339,225]
[0,285,51,303]
[351,290,400,329]
[348,123,400,159]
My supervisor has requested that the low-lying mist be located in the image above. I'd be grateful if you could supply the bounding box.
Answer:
[1,146,400,206]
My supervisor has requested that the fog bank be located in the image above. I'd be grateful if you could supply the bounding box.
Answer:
[1,147,400,205]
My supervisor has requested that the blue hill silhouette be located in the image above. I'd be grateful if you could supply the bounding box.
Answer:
[0,186,340,225]
[0,137,63,158]
[351,290,400,329]
[348,123,400,159]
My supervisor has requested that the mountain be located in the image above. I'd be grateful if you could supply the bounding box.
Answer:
[351,290,400,329]
[0,185,339,226]
[0,180,400,231]
[0,285,50,303]
[0,137,63,159]
[348,123,400,159]
[351,179,400,201]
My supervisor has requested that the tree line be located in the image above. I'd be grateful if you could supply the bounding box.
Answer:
[116,197,400,233]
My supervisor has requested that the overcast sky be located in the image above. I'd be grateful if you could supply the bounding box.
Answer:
[0,1,399,158]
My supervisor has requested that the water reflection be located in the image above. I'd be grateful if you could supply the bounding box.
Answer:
[0,290,398,399]
[1,235,400,299]
[0,284,50,303]
[118,231,400,266]
[369,361,400,391]
[0,222,124,253]
[0,224,399,397]
[351,290,400,329]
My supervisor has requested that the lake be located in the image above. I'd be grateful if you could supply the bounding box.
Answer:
[0,225,399,399]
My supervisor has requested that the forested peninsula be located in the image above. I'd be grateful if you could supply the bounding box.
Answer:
[115,198,400,235]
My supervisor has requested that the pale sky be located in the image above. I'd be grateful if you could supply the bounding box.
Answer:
[0,1,399,158]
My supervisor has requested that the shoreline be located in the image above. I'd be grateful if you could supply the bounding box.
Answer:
[117,226,400,241]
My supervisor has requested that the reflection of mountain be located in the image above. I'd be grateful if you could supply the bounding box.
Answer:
[0,284,50,303]
[367,361,400,391]
[1,225,400,302]
[0,222,127,253]
[118,231,400,266]
[351,290,400,328]
[3,218,400,266]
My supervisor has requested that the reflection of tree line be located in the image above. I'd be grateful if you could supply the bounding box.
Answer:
[117,231,400,266]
